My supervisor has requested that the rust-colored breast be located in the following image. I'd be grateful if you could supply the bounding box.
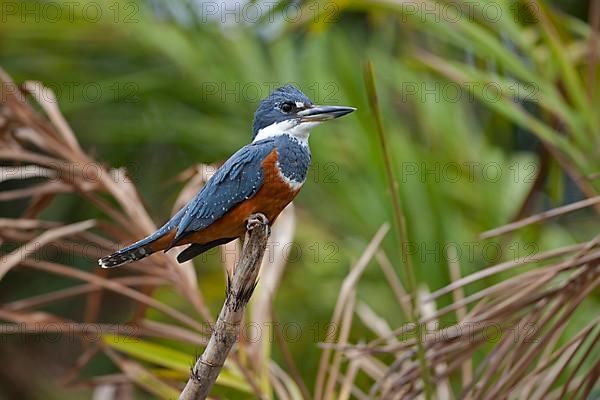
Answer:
[182,148,299,245]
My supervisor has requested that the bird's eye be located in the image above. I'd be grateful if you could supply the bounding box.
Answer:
[280,102,294,113]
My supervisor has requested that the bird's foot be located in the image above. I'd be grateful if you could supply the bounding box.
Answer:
[246,213,269,234]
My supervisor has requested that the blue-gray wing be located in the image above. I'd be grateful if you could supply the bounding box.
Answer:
[172,140,275,244]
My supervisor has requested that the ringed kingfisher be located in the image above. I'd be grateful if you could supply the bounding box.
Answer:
[99,84,355,268]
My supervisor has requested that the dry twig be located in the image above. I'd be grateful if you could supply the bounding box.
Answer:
[179,213,270,400]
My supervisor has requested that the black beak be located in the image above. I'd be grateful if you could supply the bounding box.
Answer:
[297,105,356,122]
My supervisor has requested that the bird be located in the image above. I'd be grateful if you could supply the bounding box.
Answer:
[98,84,355,268]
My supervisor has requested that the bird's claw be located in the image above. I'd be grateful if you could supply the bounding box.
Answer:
[247,213,269,232]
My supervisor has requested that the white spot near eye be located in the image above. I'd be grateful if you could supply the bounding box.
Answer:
[295,102,304,108]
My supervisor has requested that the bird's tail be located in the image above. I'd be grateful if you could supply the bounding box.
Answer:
[99,207,187,268]
[98,226,175,268]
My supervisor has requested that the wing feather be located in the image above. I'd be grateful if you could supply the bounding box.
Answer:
[171,140,274,245]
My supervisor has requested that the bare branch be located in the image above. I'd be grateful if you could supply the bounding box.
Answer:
[178,213,270,400]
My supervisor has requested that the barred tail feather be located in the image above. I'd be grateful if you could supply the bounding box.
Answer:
[98,207,187,269]
[98,243,155,268]
[98,225,177,268]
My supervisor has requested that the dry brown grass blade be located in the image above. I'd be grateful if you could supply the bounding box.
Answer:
[356,302,395,342]
[0,69,76,161]
[0,219,95,280]
[0,165,54,182]
[363,274,542,352]
[338,231,600,399]
[0,308,68,324]
[323,293,356,400]
[22,81,82,153]
[375,250,411,318]
[425,242,585,302]
[84,267,106,327]
[533,329,599,399]
[418,287,452,400]
[72,373,131,388]
[353,304,397,396]
[0,320,143,341]
[348,350,387,382]
[446,245,471,388]
[134,320,207,346]
[82,194,140,238]
[269,360,309,400]
[249,203,296,369]
[3,276,167,311]
[484,274,600,399]
[0,218,62,230]
[0,68,212,323]
[0,180,75,201]
[521,295,589,398]
[93,166,156,240]
[19,258,206,332]
[22,193,56,218]
[0,218,61,229]
[172,164,214,214]
[103,347,180,399]
[423,248,600,325]
[471,303,553,397]
[271,309,311,400]
[480,196,600,239]
[556,329,600,399]
[521,316,599,388]
[269,363,293,400]
[0,149,69,169]
[0,312,142,339]
[477,274,597,398]
[61,344,101,386]
[338,357,360,400]
[315,223,389,400]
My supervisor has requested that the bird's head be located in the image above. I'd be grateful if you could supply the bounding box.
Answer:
[252,84,356,144]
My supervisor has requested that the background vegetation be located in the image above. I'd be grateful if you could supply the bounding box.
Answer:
[0,0,598,399]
